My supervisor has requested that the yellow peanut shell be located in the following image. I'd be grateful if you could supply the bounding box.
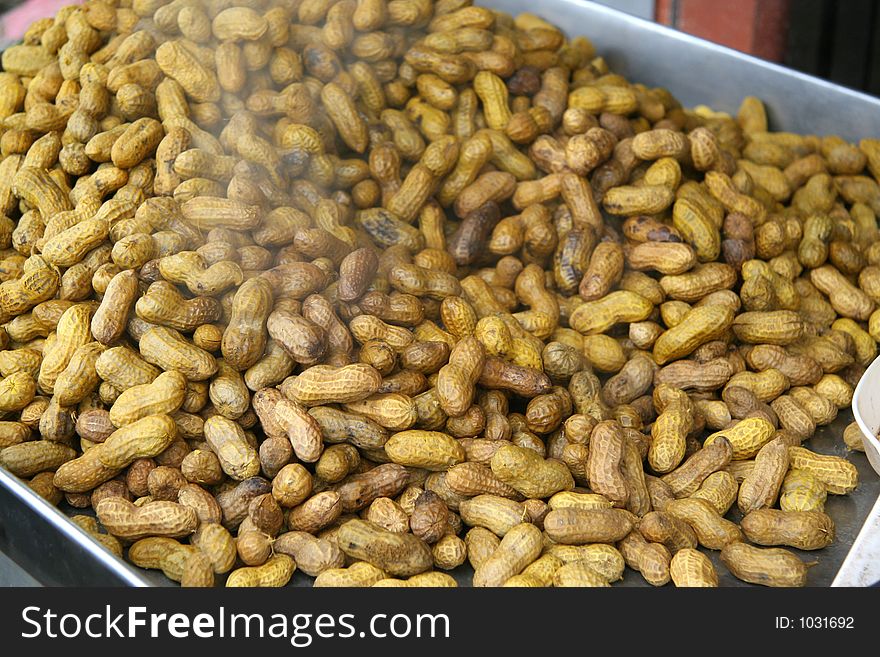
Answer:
[704,417,776,460]
[384,430,465,471]
[569,291,653,335]
[96,498,198,541]
[720,542,808,587]
[473,523,542,587]
[280,363,382,406]
[670,548,718,587]
[788,446,858,494]
[226,555,296,588]
[204,415,260,480]
[109,370,187,427]
[653,305,735,365]
[490,443,574,499]
[337,519,433,577]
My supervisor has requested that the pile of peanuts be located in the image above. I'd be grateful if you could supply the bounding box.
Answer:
[0,0,876,588]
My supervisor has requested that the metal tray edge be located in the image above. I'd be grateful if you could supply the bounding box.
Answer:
[492,0,880,141]
[549,0,880,108]
[0,467,150,587]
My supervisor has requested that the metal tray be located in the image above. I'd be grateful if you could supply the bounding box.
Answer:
[2,0,880,587]
[835,355,880,585]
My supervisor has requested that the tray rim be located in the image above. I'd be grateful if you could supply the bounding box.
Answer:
[0,467,150,587]
[851,355,880,475]
[543,0,880,110]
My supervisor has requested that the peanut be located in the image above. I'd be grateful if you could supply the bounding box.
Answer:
[780,469,828,512]
[109,370,187,427]
[587,420,629,506]
[473,523,542,587]
[619,530,672,586]
[720,542,809,587]
[128,537,212,587]
[690,471,739,515]
[704,417,776,460]
[436,336,485,418]
[281,363,381,406]
[226,555,296,588]
[0,440,76,477]
[203,415,260,481]
[490,443,574,498]
[788,446,858,494]
[337,519,433,577]
[737,437,790,513]
[544,507,634,544]
[639,511,698,553]
[741,509,835,550]
[96,498,198,541]
[669,548,718,587]
[666,498,743,550]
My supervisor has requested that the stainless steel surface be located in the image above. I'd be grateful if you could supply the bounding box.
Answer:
[493,0,880,141]
[0,552,39,587]
[836,355,880,585]
[834,494,880,586]
[591,0,654,20]
[1,0,879,587]
[0,467,149,586]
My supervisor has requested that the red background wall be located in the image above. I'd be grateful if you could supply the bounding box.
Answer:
[654,0,792,62]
